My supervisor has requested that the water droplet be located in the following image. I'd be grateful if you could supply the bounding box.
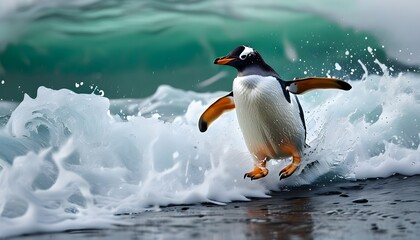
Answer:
[335,63,342,71]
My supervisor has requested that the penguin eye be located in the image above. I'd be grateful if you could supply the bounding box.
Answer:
[239,54,247,60]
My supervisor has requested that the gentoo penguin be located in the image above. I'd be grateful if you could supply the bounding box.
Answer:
[198,46,351,180]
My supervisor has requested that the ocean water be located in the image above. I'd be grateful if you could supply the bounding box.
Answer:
[0,0,420,238]
[1,0,419,101]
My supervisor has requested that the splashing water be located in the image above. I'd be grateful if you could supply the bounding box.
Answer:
[0,57,419,237]
[1,0,420,237]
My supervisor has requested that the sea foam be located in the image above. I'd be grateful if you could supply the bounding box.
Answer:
[0,68,419,237]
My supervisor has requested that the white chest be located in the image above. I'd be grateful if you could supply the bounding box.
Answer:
[232,75,305,159]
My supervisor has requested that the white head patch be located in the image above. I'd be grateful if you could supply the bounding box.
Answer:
[239,46,254,60]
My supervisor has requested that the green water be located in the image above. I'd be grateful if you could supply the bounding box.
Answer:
[0,2,417,101]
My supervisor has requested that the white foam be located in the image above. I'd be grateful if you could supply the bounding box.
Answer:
[0,69,419,237]
[0,87,267,237]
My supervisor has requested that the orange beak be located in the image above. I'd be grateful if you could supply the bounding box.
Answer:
[214,56,235,65]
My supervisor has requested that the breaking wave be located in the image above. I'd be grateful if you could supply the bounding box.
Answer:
[0,59,419,237]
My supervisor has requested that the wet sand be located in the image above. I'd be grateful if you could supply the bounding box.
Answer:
[9,175,420,240]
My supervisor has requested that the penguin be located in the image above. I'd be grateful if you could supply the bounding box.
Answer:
[198,46,351,180]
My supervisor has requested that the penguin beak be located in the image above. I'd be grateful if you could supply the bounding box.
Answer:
[214,56,235,65]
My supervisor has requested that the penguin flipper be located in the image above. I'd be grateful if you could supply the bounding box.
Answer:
[285,77,352,94]
[198,92,235,132]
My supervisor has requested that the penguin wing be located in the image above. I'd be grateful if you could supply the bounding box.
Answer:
[285,77,352,94]
[198,92,235,132]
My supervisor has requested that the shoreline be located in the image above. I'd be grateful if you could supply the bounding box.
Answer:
[7,174,420,240]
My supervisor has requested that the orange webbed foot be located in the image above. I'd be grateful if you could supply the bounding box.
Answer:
[279,164,298,180]
[279,156,301,180]
[244,166,268,181]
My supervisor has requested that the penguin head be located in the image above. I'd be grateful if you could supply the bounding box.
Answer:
[214,46,277,77]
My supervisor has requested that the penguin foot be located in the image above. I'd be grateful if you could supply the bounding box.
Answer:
[244,167,268,181]
[279,155,301,180]
[279,163,299,180]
